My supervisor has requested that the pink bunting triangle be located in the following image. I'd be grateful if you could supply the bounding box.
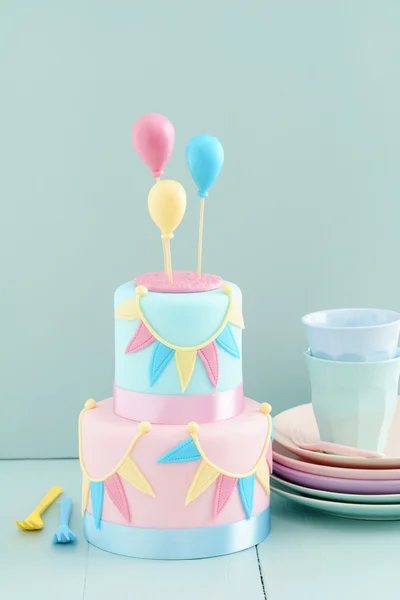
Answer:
[104,473,130,522]
[213,474,237,518]
[267,442,273,474]
[198,341,219,388]
[125,321,155,354]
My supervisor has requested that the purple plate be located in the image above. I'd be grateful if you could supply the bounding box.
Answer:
[273,463,400,495]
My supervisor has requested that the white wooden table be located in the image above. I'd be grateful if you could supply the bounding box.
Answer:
[2,460,399,600]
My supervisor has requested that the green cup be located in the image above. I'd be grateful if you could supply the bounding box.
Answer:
[305,349,400,452]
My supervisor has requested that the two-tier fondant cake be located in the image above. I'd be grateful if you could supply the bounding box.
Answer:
[79,114,273,559]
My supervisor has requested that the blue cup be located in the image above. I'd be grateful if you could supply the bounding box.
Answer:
[305,349,400,452]
[302,308,400,362]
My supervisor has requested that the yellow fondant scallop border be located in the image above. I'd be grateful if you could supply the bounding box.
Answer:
[115,283,244,352]
[78,400,151,483]
[187,403,272,479]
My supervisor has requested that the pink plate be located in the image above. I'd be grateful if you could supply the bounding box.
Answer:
[134,271,222,293]
[272,463,400,495]
[274,400,400,469]
[273,442,400,480]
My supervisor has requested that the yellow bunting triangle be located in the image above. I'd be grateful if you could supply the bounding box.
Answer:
[256,458,270,494]
[81,472,90,516]
[185,460,220,505]
[228,297,244,329]
[175,350,197,392]
[115,297,140,320]
[118,456,155,497]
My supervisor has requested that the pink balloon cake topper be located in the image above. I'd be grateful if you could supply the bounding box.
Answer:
[132,113,175,178]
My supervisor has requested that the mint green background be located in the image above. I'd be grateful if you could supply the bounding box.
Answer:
[1,1,399,458]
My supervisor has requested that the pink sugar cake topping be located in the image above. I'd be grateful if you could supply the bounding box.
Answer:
[134,271,222,293]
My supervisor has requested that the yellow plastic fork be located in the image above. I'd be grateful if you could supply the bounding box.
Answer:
[16,486,62,530]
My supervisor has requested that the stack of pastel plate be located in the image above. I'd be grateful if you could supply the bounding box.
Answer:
[271,401,400,520]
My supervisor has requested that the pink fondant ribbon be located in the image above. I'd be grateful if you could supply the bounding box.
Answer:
[113,383,244,425]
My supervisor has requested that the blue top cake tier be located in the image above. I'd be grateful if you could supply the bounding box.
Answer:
[114,277,244,405]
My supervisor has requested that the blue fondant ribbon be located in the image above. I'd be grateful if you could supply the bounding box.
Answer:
[84,507,270,559]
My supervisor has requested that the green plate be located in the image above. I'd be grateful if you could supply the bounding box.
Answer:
[271,474,400,504]
[271,483,400,520]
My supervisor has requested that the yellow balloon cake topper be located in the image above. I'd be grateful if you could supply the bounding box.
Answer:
[148,180,187,283]
[148,180,187,234]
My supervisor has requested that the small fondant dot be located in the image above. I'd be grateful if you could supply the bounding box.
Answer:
[259,402,272,415]
[187,422,199,434]
[85,399,97,410]
[139,421,152,433]
[136,285,148,297]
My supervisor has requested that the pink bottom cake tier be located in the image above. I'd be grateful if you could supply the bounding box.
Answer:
[79,397,273,559]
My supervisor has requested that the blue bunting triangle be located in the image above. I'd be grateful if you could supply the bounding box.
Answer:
[90,481,104,529]
[238,474,255,520]
[157,437,202,463]
[216,324,240,358]
[149,342,175,386]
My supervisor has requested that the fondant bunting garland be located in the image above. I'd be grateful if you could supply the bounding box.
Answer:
[79,401,272,527]
[85,456,155,527]
[150,342,175,385]
[266,441,273,474]
[228,297,245,329]
[157,435,270,520]
[213,475,237,518]
[238,475,255,520]
[185,461,220,505]
[125,321,155,354]
[256,457,270,495]
[175,349,197,392]
[104,473,130,523]
[115,297,140,320]
[79,402,154,530]
[90,481,104,530]
[118,456,155,496]
[156,437,201,463]
[215,324,240,359]
[198,341,219,388]
[125,321,240,390]
[156,406,272,521]
[81,472,90,516]
[116,284,244,392]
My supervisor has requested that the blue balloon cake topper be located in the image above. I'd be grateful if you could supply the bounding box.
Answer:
[186,134,224,198]
[186,134,224,278]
